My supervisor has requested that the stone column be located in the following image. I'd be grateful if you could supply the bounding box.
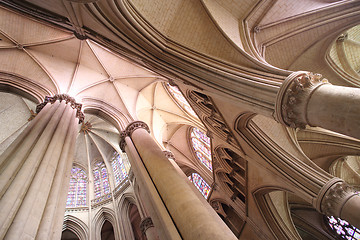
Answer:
[0,94,83,240]
[121,121,237,240]
[275,71,360,139]
[140,217,159,240]
[121,134,181,240]
[314,178,360,229]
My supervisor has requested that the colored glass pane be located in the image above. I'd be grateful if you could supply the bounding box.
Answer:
[191,127,212,171]
[111,152,128,186]
[328,215,360,240]
[66,167,87,208]
[189,173,211,199]
[93,162,110,198]
[166,83,197,117]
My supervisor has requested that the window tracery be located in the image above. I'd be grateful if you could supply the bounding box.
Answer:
[93,161,110,198]
[188,173,211,199]
[111,152,128,186]
[327,215,360,240]
[66,166,87,208]
[166,83,197,117]
[191,127,212,171]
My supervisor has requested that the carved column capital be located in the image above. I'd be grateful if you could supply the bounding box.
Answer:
[211,201,220,211]
[275,71,330,129]
[119,131,127,152]
[315,178,358,218]
[140,217,154,235]
[119,121,150,152]
[36,94,84,123]
[124,121,150,137]
[163,150,175,160]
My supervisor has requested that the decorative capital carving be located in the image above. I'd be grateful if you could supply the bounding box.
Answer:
[211,201,220,211]
[127,121,150,136]
[168,79,176,86]
[337,33,348,42]
[36,94,85,123]
[275,71,330,129]
[140,217,154,234]
[119,121,150,151]
[119,131,127,152]
[206,130,213,139]
[254,26,260,33]
[321,181,357,217]
[315,178,358,218]
[163,150,175,160]
[28,109,37,121]
[124,121,150,137]
[128,169,134,181]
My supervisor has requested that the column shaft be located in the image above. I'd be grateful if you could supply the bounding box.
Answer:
[37,107,78,240]
[307,84,360,139]
[127,123,237,240]
[0,94,82,239]
[124,137,181,240]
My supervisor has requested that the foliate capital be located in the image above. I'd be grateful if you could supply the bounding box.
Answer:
[119,131,127,152]
[36,94,84,123]
[119,121,150,151]
[316,178,358,218]
[124,121,150,137]
[275,71,330,129]
[139,217,154,234]
[211,201,220,211]
[163,150,175,160]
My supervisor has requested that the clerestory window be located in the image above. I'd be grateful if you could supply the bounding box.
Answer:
[191,127,212,171]
[66,166,87,207]
[93,161,110,198]
[111,152,128,186]
[188,172,211,199]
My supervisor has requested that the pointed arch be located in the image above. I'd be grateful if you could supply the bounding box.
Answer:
[63,215,89,240]
[0,71,53,103]
[82,97,132,131]
[253,187,301,240]
[209,199,245,238]
[118,193,143,240]
[93,207,120,240]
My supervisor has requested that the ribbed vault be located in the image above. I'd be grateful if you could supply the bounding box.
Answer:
[0,6,161,125]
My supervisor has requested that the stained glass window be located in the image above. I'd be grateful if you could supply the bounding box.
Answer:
[166,83,197,117]
[189,173,211,199]
[93,162,110,198]
[191,127,212,171]
[66,167,87,208]
[111,152,128,186]
[327,216,360,240]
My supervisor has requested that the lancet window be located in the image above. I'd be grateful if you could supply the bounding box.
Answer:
[66,166,87,207]
[111,152,128,186]
[166,83,197,117]
[191,127,212,171]
[93,161,110,198]
[188,173,211,199]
